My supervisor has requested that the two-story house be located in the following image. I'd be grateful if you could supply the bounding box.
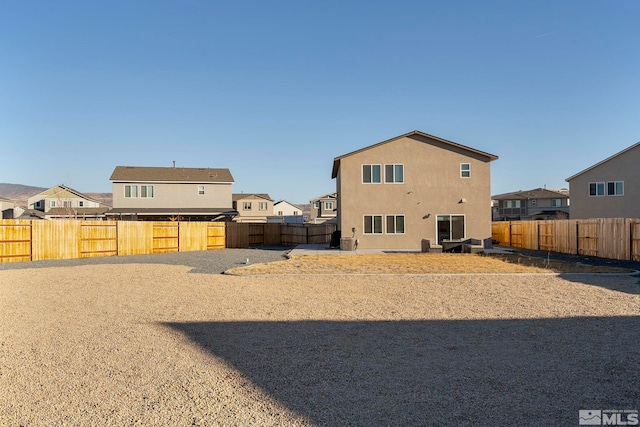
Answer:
[492,188,570,221]
[309,193,337,224]
[232,193,274,223]
[26,185,111,219]
[331,130,498,250]
[566,141,640,219]
[107,166,236,221]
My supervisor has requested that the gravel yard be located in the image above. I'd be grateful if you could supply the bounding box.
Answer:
[1,248,639,426]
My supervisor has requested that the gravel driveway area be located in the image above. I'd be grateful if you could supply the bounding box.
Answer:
[1,249,639,426]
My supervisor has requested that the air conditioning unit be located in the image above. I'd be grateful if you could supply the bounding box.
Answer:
[340,237,356,251]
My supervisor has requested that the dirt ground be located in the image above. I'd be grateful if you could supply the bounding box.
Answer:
[225,252,637,275]
[1,255,639,425]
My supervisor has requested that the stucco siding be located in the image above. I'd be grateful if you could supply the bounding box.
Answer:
[568,145,640,219]
[112,182,232,209]
[337,134,493,250]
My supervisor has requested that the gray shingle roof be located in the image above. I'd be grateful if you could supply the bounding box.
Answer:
[110,166,234,183]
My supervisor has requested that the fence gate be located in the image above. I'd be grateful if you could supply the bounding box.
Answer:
[510,222,523,248]
[0,220,32,262]
[577,221,599,256]
[153,222,179,253]
[538,222,555,252]
[79,222,117,258]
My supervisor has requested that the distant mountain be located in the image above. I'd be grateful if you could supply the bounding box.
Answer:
[0,183,113,207]
[0,183,47,205]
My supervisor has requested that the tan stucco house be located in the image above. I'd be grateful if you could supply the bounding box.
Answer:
[309,193,337,224]
[232,193,274,223]
[27,185,111,219]
[331,130,498,250]
[566,141,640,219]
[108,166,236,221]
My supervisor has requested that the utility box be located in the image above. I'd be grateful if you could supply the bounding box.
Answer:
[421,239,431,253]
[340,237,356,251]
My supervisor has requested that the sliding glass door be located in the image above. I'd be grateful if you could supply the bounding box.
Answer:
[437,215,465,244]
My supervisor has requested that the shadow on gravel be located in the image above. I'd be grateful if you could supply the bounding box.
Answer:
[165,317,640,426]
[0,247,290,275]
[557,273,640,295]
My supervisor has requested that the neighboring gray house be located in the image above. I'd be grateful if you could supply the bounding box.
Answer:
[26,185,111,219]
[309,193,337,224]
[232,193,274,223]
[108,166,236,221]
[566,141,640,219]
[492,188,570,221]
[332,130,498,251]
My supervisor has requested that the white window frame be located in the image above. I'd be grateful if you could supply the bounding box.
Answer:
[589,182,605,197]
[460,163,471,178]
[313,201,319,208]
[384,164,404,183]
[125,185,138,198]
[50,200,56,208]
[551,199,561,207]
[362,164,382,184]
[385,215,405,234]
[243,202,252,210]
[607,181,624,196]
[140,185,154,198]
[197,185,205,195]
[259,202,268,211]
[324,201,334,210]
[363,215,383,234]
[531,199,537,207]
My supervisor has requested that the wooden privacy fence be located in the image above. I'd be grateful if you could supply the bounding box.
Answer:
[492,219,640,262]
[0,220,226,263]
[0,220,336,263]
[225,222,337,248]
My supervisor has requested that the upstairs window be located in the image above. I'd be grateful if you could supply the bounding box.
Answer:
[125,185,138,198]
[141,185,154,198]
[243,202,252,210]
[607,181,624,196]
[460,163,471,178]
[259,202,268,211]
[385,164,404,183]
[78,201,84,207]
[50,200,56,208]
[313,202,319,208]
[551,199,562,207]
[324,202,334,210]
[198,185,205,195]
[589,182,605,196]
[362,164,382,183]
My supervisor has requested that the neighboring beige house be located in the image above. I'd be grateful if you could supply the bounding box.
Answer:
[331,130,498,250]
[270,200,306,224]
[492,188,570,221]
[27,185,111,219]
[566,141,640,219]
[0,197,17,219]
[232,193,274,223]
[108,166,235,221]
[309,193,337,224]
[273,200,303,216]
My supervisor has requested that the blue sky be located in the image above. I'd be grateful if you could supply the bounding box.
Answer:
[1,0,639,203]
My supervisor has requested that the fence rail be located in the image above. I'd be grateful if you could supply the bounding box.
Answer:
[0,220,336,263]
[492,218,640,262]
